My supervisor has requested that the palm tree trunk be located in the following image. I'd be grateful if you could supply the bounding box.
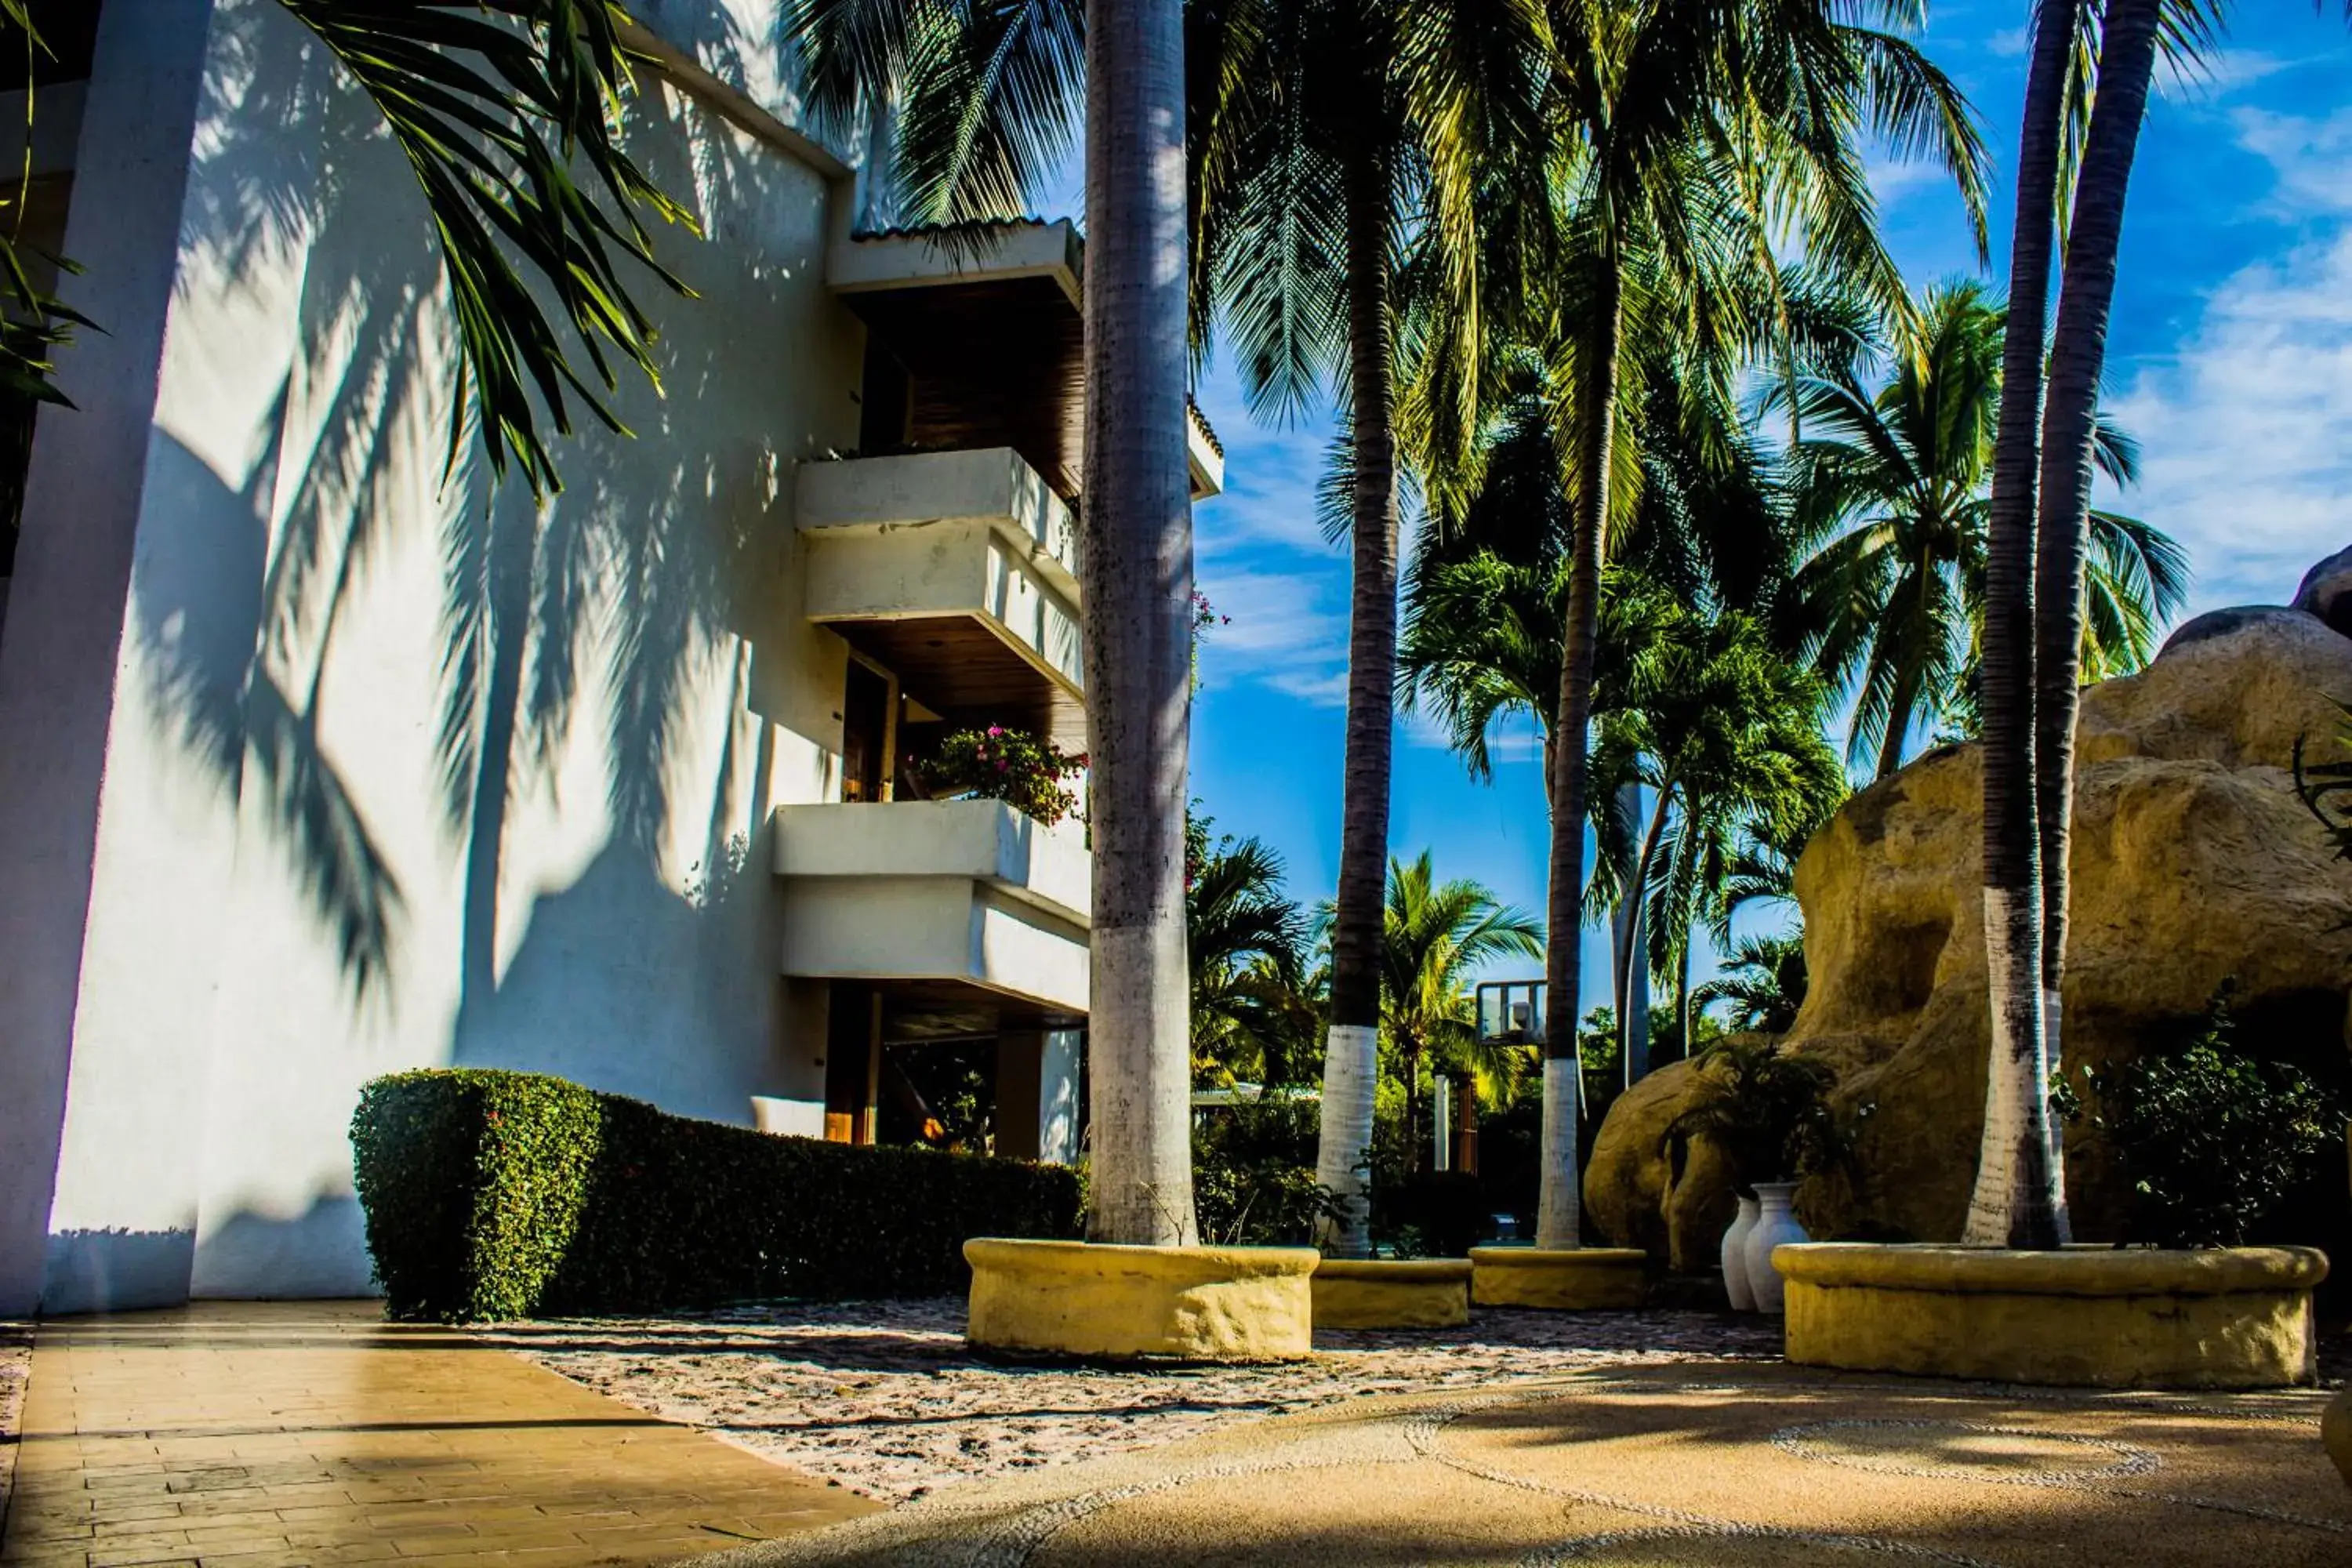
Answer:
[2032,0,2160,1096]
[1403,1038,1422,1176]
[1963,0,2078,1250]
[1081,0,1197,1246]
[1615,781,1671,1088]
[1674,936,1691,1063]
[1537,260,1621,1251]
[1313,154,1400,1259]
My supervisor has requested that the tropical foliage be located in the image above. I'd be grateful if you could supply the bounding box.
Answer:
[1186,818,1319,1087]
[1662,1037,1850,1191]
[1373,851,1543,1175]
[1693,934,1809,1036]
[3,0,693,500]
[1779,280,2187,776]
[916,727,1087,826]
[2051,990,2342,1249]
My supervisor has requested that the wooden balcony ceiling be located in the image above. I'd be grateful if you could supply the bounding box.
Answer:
[879,977,1085,1044]
[835,614,1086,750]
[847,276,1087,503]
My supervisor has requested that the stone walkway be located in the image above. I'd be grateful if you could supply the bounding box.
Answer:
[4,1300,2344,1566]
[0,1302,875,1568]
[698,1361,2352,1566]
[492,1301,1787,1502]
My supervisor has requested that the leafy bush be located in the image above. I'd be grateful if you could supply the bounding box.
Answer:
[1372,1171,1499,1258]
[1661,1036,1850,1189]
[2053,990,2341,1248]
[1192,1095,1338,1245]
[916,726,1087,825]
[350,1069,1083,1321]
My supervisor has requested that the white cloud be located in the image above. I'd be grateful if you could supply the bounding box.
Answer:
[2230,105,2352,216]
[1193,558,1352,706]
[2109,233,2352,612]
[2162,51,2298,105]
[1192,374,1340,557]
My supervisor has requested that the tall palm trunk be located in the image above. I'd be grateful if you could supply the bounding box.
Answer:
[1615,782,1671,1087]
[1962,0,2078,1250]
[1403,1037,1424,1175]
[2031,0,2160,1075]
[1610,782,1650,1083]
[1314,154,1400,1258]
[1537,262,1621,1251]
[1082,0,1197,1245]
[1673,938,1691,1064]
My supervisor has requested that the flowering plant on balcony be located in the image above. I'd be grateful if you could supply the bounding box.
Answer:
[914,726,1087,826]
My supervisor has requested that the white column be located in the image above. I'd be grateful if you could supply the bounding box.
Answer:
[0,1,222,1316]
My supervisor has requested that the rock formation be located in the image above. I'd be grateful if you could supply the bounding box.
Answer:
[1584,563,2352,1270]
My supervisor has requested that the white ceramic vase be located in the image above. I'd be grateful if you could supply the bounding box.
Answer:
[1719,1194,1762,1312]
[1744,1181,1809,1316]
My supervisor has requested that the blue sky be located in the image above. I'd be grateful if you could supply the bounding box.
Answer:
[1057,4,2352,1014]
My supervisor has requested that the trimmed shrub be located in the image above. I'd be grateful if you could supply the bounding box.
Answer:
[350,1069,1084,1321]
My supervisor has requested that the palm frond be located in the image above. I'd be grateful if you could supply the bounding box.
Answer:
[280,0,699,498]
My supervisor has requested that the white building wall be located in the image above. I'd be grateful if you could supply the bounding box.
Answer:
[10,0,869,1309]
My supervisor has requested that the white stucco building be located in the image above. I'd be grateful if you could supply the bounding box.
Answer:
[0,0,1220,1316]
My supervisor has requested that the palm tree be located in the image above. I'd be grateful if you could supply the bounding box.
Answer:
[1071,0,1201,1245]
[2027,0,2166,1101]
[1705,784,1847,946]
[1493,0,1985,1252]
[2,0,692,500]
[1375,851,1542,1175]
[1693,932,1808,1035]
[788,0,1542,1258]
[1780,281,2185,779]
[788,0,1197,1243]
[1187,822,1314,1087]
[1186,0,1547,1260]
[1962,0,2083,1253]
[1580,586,1843,1073]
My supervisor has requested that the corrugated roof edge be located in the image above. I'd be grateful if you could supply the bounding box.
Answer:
[1187,397,1225,460]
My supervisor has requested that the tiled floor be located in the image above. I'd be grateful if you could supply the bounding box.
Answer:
[0,1301,878,1568]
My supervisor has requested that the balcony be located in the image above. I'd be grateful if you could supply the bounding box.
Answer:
[798,447,1084,747]
[829,218,1226,503]
[774,797,1089,1019]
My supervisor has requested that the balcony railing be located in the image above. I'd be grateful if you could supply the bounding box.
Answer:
[797,448,1084,746]
[773,797,1088,1015]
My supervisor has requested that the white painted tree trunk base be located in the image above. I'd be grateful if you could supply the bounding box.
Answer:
[1535,1054,1581,1250]
[1314,1023,1380,1258]
[1963,888,2070,1247]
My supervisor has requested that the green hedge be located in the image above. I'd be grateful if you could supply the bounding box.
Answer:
[350,1069,1083,1321]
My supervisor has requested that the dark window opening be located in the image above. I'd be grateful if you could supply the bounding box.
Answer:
[840,657,895,802]
[856,336,912,454]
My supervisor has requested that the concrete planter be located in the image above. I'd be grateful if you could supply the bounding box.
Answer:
[964,1238,1316,1362]
[1311,1258,1472,1329]
[1468,1247,1648,1310]
[2325,1388,2352,1492]
[1776,1243,2330,1389]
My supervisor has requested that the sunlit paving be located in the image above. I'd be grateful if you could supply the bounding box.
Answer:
[2,0,2350,1563]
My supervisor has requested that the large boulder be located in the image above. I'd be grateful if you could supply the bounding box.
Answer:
[1584,566,2352,1269]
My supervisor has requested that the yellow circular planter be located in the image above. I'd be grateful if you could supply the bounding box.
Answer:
[964,1237,1318,1362]
[2324,1388,2352,1493]
[1311,1258,1472,1329]
[1468,1246,1649,1310]
[1776,1243,2330,1389]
